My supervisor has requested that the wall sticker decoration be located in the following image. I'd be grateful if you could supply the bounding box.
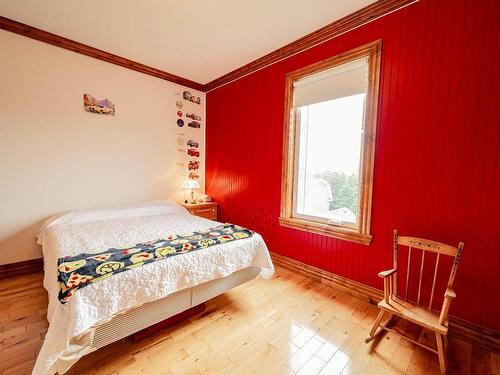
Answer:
[174,88,204,192]
[186,113,202,121]
[188,121,201,128]
[188,161,199,170]
[187,148,200,157]
[183,91,201,105]
[83,94,115,115]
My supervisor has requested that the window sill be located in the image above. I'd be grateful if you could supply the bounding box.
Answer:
[279,217,372,245]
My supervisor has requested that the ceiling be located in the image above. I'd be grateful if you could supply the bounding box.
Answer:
[0,0,375,84]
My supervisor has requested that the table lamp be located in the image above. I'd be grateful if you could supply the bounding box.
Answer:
[183,179,200,204]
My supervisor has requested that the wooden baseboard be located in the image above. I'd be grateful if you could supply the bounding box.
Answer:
[2,254,498,353]
[448,316,500,355]
[271,252,383,304]
[270,252,500,354]
[0,258,43,280]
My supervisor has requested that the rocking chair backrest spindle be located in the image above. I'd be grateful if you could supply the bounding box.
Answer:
[392,230,464,314]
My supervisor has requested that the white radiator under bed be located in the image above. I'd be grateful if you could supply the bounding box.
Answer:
[90,266,260,350]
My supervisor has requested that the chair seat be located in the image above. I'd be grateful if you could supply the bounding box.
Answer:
[378,297,448,334]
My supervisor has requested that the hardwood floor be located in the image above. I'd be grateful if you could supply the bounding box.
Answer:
[0,266,498,375]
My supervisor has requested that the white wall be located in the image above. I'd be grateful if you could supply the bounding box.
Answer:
[0,30,205,264]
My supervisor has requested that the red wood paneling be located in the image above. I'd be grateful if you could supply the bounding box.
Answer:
[206,0,500,331]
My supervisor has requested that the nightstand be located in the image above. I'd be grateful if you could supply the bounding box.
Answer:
[181,202,218,221]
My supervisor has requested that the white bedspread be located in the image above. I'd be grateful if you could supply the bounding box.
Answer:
[32,201,274,375]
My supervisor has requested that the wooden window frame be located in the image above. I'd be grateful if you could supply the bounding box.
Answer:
[279,40,382,245]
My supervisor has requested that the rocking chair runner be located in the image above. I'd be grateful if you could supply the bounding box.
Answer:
[366,230,464,374]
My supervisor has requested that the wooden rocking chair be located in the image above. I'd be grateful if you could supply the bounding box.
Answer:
[365,230,464,373]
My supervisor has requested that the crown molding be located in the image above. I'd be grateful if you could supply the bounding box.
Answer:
[0,16,205,92]
[1,1,418,93]
[204,0,418,92]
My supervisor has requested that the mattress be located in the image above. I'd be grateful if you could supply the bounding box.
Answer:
[32,201,274,375]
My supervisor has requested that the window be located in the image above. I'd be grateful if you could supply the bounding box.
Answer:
[280,41,381,245]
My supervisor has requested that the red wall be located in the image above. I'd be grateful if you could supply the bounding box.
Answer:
[206,0,500,331]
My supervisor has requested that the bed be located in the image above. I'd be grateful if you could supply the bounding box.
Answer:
[32,201,274,375]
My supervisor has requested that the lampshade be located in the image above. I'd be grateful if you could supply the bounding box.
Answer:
[183,179,200,189]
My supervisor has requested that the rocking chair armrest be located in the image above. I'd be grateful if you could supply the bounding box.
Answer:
[444,288,456,300]
[378,268,397,278]
[439,288,456,325]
